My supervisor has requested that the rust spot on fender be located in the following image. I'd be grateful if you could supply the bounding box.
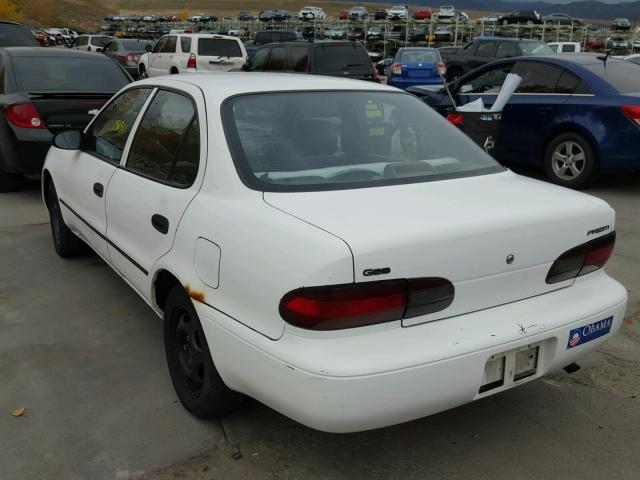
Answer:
[184,284,206,304]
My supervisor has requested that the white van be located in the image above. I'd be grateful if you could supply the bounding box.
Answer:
[138,33,247,78]
[547,41,581,53]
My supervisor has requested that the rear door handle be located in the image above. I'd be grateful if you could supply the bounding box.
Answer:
[151,214,169,234]
[93,182,104,197]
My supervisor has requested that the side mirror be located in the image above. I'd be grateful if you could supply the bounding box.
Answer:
[241,62,250,71]
[145,44,153,52]
[53,130,82,150]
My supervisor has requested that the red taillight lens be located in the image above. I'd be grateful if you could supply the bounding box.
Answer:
[437,63,447,76]
[447,113,463,125]
[5,103,45,129]
[280,278,454,330]
[622,106,640,127]
[87,46,91,52]
[391,63,402,75]
[187,53,197,69]
[546,232,615,284]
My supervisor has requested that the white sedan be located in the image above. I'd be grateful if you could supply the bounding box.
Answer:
[42,74,627,433]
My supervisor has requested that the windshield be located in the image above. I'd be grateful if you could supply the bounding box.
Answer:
[14,56,130,93]
[222,92,503,192]
[519,42,554,55]
[399,49,439,63]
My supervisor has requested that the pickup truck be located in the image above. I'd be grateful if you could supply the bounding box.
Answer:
[440,37,553,81]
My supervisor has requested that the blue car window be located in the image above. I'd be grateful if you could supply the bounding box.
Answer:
[516,62,563,94]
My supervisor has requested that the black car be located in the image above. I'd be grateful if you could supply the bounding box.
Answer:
[0,21,40,47]
[0,48,132,192]
[101,38,154,78]
[374,9,388,20]
[243,41,379,82]
[238,12,253,21]
[246,29,304,57]
[498,10,541,25]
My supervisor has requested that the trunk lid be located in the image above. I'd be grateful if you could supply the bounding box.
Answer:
[29,93,111,133]
[264,172,614,326]
[403,62,438,79]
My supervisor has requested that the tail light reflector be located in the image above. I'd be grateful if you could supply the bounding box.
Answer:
[437,63,447,76]
[280,278,454,330]
[5,103,45,129]
[391,63,402,75]
[546,232,615,284]
[447,113,463,125]
[622,106,640,127]
[125,53,140,63]
[187,53,197,69]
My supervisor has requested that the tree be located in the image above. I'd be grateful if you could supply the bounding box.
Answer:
[0,0,24,21]
[179,9,189,21]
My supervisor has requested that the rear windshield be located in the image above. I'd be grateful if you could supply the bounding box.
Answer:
[399,49,438,63]
[91,36,113,47]
[13,56,130,93]
[121,39,153,51]
[583,60,640,93]
[519,42,554,55]
[314,44,371,71]
[0,24,38,47]
[198,38,242,57]
[222,91,503,192]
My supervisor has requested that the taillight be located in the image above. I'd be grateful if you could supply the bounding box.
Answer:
[187,53,197,69]
[279,278,454,330]
[391,63,402,75]
[447,113,463,125]
[622,106,640,127]
[437,63,447,76]
[125,53,140,63]
[87,46,91,52]
[5,103,45,129]
[546,232,615,284]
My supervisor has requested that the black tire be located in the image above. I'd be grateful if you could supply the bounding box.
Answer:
[164,285,241,418]
[544,132,598,189]
[48,183,87,257]
[139,65,148,79]
[0,169,19,193]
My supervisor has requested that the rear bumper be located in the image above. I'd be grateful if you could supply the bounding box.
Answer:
[198,272,627,433]
[0,124,52,175]
[388,76,443,89]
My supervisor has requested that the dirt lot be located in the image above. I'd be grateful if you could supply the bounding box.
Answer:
[1,171,639,480]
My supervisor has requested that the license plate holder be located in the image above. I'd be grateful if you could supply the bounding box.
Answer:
[479,344,540,395]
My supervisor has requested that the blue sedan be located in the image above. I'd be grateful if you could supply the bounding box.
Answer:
[387,47,447,90]
[408,55,640,188]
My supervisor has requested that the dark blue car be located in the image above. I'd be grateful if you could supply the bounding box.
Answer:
[408,55,640,188]
[387,47,446,90]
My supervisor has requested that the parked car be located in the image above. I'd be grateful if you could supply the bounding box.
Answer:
[142,14,165,22]
[42,73,627,433]
[238,12,253,21]
[543,13,582,25]
[414,8,432,20]
[437,5,456,22]
[199,13,218,22]
[374,9,388,20]
[367,26,385,40]
[409,26,428,42]
[348,6,369,20]
[228,28,247,38]
[441,37,554,81]
[272,10,292,21]
[613,18,631,31]
[69,35,116,52]
[347,27,364,41]
[608,37,629,51]
[101,38,154,78]
[245,29,304,56]
[477,15,499,25]
[328,27,347,40]
[0,47,131,192]
[388,5,410,21]
[387,47,446,89]
[634,38,640,50]
[409,55,640,188]
[586,38,605,50]
[298,6,326,21]
[339,10,349,20]
[434,26,452,42]
[138,34,247,78]
[243,41,379,82]
[31,29,50,47]
[621,54,640,65]
[498,11,542,25]
[548,42,581,53]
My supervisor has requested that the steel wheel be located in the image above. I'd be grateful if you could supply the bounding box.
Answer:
[551,141,586,181]
[172,306,208,397]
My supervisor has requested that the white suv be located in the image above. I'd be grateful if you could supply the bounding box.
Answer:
[388,5,409,20]
[138,34,247,78]
[298,6,326,20]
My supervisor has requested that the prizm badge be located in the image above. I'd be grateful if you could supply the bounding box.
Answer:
[363,267,391,277]
[587,225,610,236]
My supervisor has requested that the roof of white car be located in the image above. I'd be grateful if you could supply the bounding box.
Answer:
[135,73,398,99]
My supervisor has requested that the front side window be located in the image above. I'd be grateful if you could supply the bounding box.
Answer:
[74,36,88,47]
[289,46,309,72]
[83,88,152,164]
[476,41,497,57]
[125,90,200,187]
[496,42,518,58]
[266,47,285,71]
[161,36,177,53]
[152,37,166,53]
[222,91,503,192]
[516,62,563,93]
[458,63,515,94]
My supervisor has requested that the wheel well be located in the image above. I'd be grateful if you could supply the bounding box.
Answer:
[170,67,179,74]
[154,270,181,312]
[42,170,53,210]
[545,127,600,169]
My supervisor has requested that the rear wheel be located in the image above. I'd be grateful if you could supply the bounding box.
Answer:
[164,285,242,418]
[544,132,597,189]
[48,183,87,257]
[139,65,148,79]
[0,169,19,193]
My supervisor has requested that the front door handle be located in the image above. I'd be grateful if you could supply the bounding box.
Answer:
[151,214,169,234]
[93,182,104,197]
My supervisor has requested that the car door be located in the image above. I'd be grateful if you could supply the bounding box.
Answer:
[450,61,517,114]
[263,45,286,73]
[71,35,88,51]
[470,41,498,70]
[104,85,205,297]
[497,61,574,163]
[146,36,167,76]
[56,87,153,260]
[287,44,310,73]
[154,35,177,74]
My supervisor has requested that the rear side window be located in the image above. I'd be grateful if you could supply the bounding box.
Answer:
[561,44,576,53]
[180,36,192,53]
[0,24,38,47]
[126,90,200,187]
[314,44,371,72]
[198,38,242,57]
[74,36,88,47]
[289,46,309,72]
[84,88,152,164]
[254,32,274,45]
[266,47,285,71]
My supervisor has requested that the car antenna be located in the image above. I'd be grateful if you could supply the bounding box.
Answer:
[596,51,610,69]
